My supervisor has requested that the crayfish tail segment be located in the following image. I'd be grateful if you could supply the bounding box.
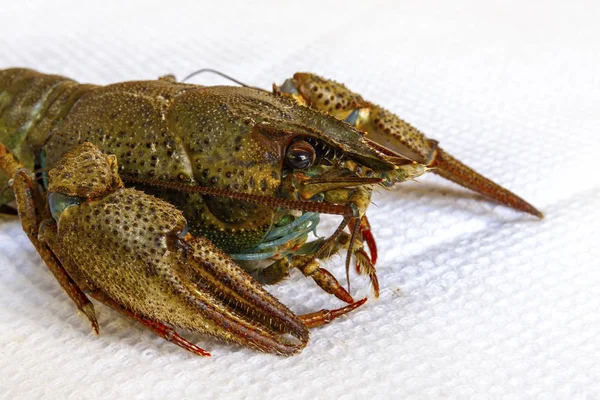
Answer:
[299,298,367,329]
[430,147,544,218]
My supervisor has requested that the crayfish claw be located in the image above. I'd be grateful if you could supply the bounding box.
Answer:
[430,147,544,218]
[171,235,311,355]
[285,72,543,218]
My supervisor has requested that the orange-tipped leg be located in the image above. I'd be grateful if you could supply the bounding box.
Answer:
[348,216,380,297]
[357,216,377,265]
[300,298,367,329]
[294,256,354,304]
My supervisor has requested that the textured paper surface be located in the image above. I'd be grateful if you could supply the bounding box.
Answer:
[1,1,599,399]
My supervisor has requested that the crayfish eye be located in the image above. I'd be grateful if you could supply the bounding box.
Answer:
[48,192,83,221]
[285,140,316,170]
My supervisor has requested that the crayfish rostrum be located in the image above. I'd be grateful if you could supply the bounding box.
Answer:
[0,68,542,356]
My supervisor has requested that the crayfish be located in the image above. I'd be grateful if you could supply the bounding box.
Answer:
[0,68,542,356]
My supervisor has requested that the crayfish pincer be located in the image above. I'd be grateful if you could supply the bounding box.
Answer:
[0,142,366,356]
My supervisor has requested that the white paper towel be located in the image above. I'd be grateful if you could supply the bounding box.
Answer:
[1,1,598,399]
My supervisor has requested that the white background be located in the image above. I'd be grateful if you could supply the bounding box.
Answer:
[1,1,599,399]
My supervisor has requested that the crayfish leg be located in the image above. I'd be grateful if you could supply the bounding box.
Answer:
[305,216,379,299]
[249,257,291,285]
[354,249,379,298]
[299,298,367,329]
[346,216,379,297]
[354,216,377,265]
[293,256,354,304]
[0,145,99,334]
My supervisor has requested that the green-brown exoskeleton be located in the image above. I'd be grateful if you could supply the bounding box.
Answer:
[0,68,541,356]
